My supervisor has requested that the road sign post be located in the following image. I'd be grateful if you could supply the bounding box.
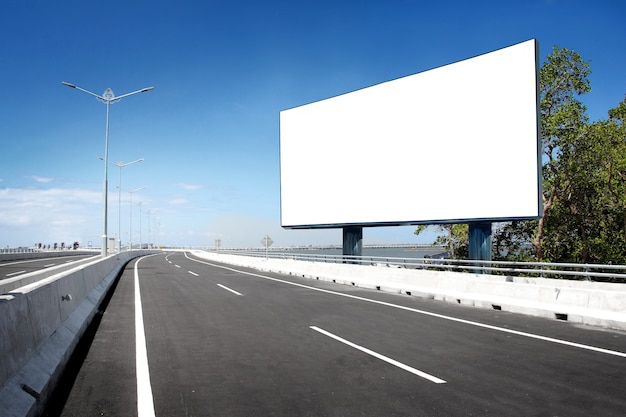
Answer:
[261,235,273,259]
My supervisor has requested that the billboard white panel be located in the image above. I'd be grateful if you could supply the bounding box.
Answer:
[280,39,540,229]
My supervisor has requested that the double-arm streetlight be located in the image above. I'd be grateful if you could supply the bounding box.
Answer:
[62,81,153,257]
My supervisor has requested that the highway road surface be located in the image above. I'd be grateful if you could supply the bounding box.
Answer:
[45,251,626,416]
[0,254,96,282]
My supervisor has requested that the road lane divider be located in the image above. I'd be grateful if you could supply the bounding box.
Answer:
[188,271,199,277]
[5,270,26,277]
[310,326,446,384]
[134,256,156,417]
[174,264,181,268]
[217,283,243,296]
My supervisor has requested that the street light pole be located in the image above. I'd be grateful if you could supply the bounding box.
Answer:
[146,209,155,249]
[100,157,144,252]
[154,217,162,249]
[114,159,144,252]
[138,201,148,249]
[128,186,146,250]
[62,81,153,257]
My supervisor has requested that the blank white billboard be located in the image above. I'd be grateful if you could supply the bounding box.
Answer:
[280,39,540,229]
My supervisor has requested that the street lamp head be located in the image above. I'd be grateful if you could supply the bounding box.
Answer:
[103,88,114,101]
[141,87,154,93]
[61,81,76,88]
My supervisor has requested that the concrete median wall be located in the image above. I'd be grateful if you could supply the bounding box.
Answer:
[192,251,626,331]
[0,250,157,417]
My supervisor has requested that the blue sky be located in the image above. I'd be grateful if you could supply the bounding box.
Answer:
[1,0,624,249]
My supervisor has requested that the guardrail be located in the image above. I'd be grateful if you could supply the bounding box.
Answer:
[209,250,626,283]
[0,248,39,254]
[0,248,99,255]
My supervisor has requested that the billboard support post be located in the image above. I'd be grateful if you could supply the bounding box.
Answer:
[343,226,363,262]
[468,222,492,274]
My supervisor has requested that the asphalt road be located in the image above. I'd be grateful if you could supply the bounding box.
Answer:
[45,251,626,416]
[0,254,95,282]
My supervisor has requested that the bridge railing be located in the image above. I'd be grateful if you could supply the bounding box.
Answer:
[208,250,626,283]
[0,247,38,254]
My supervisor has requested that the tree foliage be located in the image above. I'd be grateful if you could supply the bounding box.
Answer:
[416,46,626,264]
[534,46,591,261]
[415,223,468,259]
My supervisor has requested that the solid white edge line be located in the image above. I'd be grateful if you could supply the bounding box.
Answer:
[217,283,243,296]
[310,326,446,384]
[135,257,156,417]
[183,252,626,359]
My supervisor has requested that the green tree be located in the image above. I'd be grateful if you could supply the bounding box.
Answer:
[534,46,591,261]
[536,97,626,264]
[605,97,626,260]
[493,221,537,262]
[414,224,468,259]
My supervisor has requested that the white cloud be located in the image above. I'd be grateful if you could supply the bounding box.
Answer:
[29,175,54,183]
[0,187,102,246]
[0,186,432,249]
[177,182,202,191]
[169,197,189,205]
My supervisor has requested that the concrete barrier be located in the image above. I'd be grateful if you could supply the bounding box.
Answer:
[192,251,626,331]
[0,250,158,417]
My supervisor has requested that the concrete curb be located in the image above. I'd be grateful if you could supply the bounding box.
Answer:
[192,251,626,331]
